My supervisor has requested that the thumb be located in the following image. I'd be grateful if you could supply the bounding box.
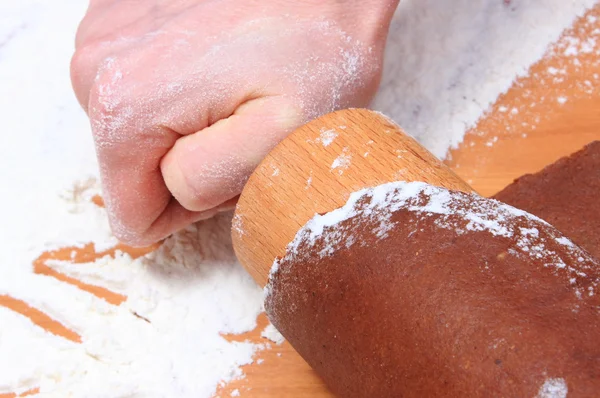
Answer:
[161,96,302,212]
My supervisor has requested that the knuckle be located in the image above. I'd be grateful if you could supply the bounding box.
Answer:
[70,43,97,76]
[70,44,103,108]
[88,58,138,147]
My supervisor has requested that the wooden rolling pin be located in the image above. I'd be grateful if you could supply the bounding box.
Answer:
[231,109,600,397]
[232,109,472,286]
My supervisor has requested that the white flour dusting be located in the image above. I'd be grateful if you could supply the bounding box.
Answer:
[538,378,568,398]
[468,9,600,149]
[21,218,262,397]
[330,147,352,175]
[373,0,597,158]
[316,128,339,147]
[1,0,597,396]
[261,323,286,345]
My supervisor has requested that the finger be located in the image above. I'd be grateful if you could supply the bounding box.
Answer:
[71,42,131,112]
[71,2,146,112]
[135,197,237,246]
[161,96,302,212]
[99,147,232,246]
[88,86,207,246]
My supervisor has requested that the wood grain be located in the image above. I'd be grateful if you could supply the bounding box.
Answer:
[2,5,600,397]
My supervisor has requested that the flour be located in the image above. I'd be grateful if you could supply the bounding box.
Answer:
[373,0,597,158]
[314,128,339,147]
[538,378,568,398]
[330,147,352,175]
[319,129,338,146]
[261,323,286,345]
[0,0,597,396]
[38,218,263,397]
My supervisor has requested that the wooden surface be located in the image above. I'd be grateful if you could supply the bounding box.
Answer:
[2,5,600,398]
[233,109,471,287]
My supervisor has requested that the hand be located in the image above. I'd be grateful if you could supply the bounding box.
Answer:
[71,0,399,246]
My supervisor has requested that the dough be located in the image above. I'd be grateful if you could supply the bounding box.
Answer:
[266,181,600,397]
[494,141,600,260]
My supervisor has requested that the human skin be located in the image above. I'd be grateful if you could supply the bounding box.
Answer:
[71,0,399,246]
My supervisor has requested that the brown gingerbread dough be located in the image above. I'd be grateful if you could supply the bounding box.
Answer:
[494,141,600,260]
[265,182,600,397]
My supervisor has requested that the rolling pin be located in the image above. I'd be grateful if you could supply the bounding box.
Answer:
[231,109,600,397]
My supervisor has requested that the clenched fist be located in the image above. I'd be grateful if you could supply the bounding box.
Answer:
[71,0,398,245]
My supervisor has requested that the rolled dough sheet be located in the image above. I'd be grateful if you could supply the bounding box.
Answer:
[494,141,600,260]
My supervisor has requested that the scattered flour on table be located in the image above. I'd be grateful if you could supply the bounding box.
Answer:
[0,0,597,396]
[261,323,286,345]
[35,218,263,397]
[467,7,600,147]
[373,0,597,158]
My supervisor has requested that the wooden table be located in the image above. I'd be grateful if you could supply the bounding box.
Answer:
[2,5,600,398]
